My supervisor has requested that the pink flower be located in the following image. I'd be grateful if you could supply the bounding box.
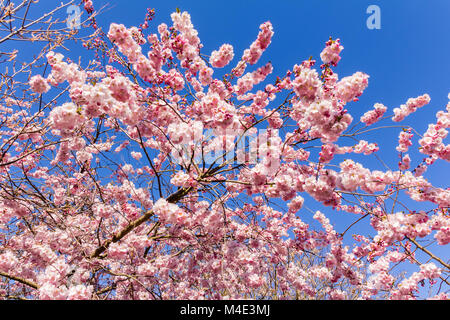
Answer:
[288,196,304,213]
[49,102,84,134]
[393,94,431,122]
[334,72,369,103]
[210,44,234,68]
[428,293,449,300]
[398,154,411,170]
[320,38,344,66]
[0,251,18,272]
[38,284,68,300]
[131,151,143,161]
[419,263,441,279]
[292,65,321,102]
[171,171,190,186]
[108,242,129,259]
[360,103,387,126]
[67,285,93,300]
[83,0,94,14]
[247,274,264,288]
[164,69,185,91]
[153,198,188,225]
[267,111,283,129]
[29,75,50,94]
[353,140,379,155]
[199,67,213,85]
[418,122,449,161]
[396,130,413,152]
[329,289,346,300]
[414,163,427,177]
[242,22,273,65]
[235,62,273,96]
[319,143,336,163]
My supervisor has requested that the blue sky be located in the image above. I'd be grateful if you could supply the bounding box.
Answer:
[15,0,449,297]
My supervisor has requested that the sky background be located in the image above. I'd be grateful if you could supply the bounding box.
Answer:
[16,0,449,297]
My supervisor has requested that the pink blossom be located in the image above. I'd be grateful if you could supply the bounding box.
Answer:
[171,171,190,186]
[398,154,411,170]
[288,196,304,213]
[67,285,93,300]
[38,284,68,300]
[353,140,379,155]
[0,251,18,272]
[292,65,321,102]
[210,44,234,68]
[320,38,344,66]
[393,94,431,122]
[334,72,369,103]
[396,130,413,152]
[267,111,283,128]
[360,103,387,126]
[199,67,213,86]
[319,143,336,163]
[29,75,50,94]
[4,6,449,301]
[164,69,185,91]
[49,102,84,134]
[419,263,441,279]
[242,22,273,65]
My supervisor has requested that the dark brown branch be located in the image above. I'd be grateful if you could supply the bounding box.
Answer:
[0,270,39,290]
[89,186,193,259]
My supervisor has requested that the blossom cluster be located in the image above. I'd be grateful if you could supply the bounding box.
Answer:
[2,6,447,301]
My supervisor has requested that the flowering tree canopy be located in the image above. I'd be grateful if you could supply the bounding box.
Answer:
[0,1,448,300]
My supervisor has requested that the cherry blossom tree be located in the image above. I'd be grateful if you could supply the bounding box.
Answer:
[0,2,448,300]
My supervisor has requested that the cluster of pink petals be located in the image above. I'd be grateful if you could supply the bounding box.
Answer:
[108,23,142,63]
[5,7,449,301]
[292,65,322,102]
[319,143,336,163]
[398,154,411,170]
[29,75,50,94]
[296,98,353,143]
[210,44,234,68]
[170,171,191,186]
[242,22,273,65]
[389,263,441,299]
[353,140,379,155]
[334,72,369,103]
[287,195,304,213]
[234,62,273,97]
[48,102,83,134]
[164,69,185,91]
[418,97,450,161]
[82,0,94,13]
[153,198,189,225]
[396,130,413,152]
[430,212,450,245]
[320,38,344,66]
[46,51,86,85]
[392,94,431,122]
[130,151,142,161]
[360,103,387,126]
[197,93,237,129]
